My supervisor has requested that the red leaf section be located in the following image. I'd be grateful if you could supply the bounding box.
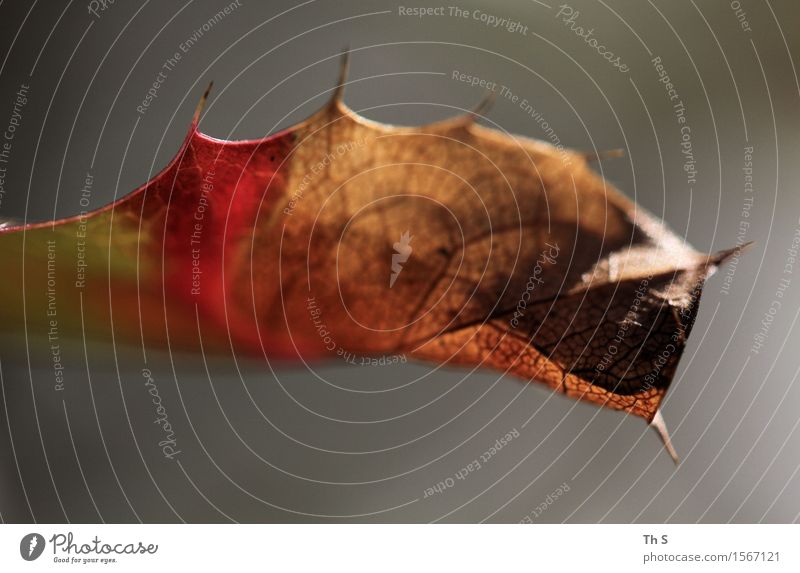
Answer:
[0,92,300,358]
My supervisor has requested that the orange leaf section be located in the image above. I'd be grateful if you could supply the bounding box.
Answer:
[0,63,734,445]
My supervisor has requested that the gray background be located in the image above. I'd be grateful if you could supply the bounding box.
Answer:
[0,0,799,523]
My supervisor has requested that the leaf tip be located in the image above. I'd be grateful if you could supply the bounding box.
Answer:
[454,89,496,128]
[431,89,496,131]
[193,81,214,126]
[329,46,350,109]
[650,410,680,465]
[470,89,496,122]
[706,241,754,269]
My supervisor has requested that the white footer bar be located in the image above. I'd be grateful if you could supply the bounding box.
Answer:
[1,524,797,571]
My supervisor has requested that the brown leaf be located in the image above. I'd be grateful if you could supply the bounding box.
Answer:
[0,54,736,460]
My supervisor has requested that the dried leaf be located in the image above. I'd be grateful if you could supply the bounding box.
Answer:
[0,56,735,459]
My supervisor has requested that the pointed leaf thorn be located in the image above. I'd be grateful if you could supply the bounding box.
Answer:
[650,409,679,465]
[193,81,214,126]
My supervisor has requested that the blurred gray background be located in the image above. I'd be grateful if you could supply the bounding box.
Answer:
[0,0,799,523]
